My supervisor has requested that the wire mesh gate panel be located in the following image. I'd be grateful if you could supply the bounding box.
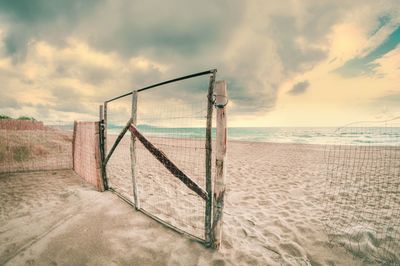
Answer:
[101,70,222,244]
[104,96,134,200]
[134,82,210,240]
[324,119,400,264]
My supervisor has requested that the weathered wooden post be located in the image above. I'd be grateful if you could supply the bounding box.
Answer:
[212,80,228,249]
[100,102,109,190]
[98,105,106,191]
[94,121,105,191]
[99,105,104,121]
[205,70,216,245]
[130,91,140,209]
[72,120,78,170]
[103,102,107,151]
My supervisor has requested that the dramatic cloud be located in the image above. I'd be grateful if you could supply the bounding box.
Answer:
[288,80,310,95]
[336,25,400,77]
[0,0,100,61]
[0,0,399,125]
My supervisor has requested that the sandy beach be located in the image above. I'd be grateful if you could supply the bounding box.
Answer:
[1,0,400,264]
[2,138,388,265]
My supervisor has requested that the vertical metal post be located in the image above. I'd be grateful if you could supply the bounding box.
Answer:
[130,91,140,209]
[205,70,216,245]
[212,81,228,249]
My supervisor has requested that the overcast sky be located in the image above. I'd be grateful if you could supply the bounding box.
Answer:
[0,0,399,126]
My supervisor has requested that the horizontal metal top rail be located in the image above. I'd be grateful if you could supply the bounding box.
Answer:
[105,69,217,103]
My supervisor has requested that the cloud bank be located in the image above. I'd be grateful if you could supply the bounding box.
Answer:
[0,0,398,125]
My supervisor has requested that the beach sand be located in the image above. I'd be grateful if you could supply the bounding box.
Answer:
[0,139,388,265]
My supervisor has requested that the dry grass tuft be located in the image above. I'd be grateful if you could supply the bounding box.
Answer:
[12,145,30,162]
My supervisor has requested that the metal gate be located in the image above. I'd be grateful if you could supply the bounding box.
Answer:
[99,69,227,248]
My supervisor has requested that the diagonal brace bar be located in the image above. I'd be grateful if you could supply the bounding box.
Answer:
[129,125,208,201]
[104,118,133,166]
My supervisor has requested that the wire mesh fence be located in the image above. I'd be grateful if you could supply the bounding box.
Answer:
[72,121,103,191]
[103,73,214,241]
[324,119,400,264]
[135,98,210,239]
[0,120,73,174]
[105,95,134,200]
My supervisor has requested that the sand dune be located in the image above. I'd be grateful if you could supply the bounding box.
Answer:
[0,129,72,173]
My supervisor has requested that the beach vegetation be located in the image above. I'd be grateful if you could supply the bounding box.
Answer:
[0,143,5,162]
[12,145,31,162]
[17,116,36,121]
[0,115,38,121]
[32,144,49,156]
[0,114,12,120]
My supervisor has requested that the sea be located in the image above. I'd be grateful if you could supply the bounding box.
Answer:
[106,126,400,146]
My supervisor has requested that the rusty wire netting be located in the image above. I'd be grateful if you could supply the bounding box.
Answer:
[324,119,400,264]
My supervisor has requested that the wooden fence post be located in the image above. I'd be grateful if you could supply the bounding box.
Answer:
[212,80,228,249]
[94,121,105,191]
[99,105,104,121]
[205,70,216,245]
[130,91,140,210]
[103,102,107,152]
[102,102,109,189]
[72,120,78,171]
[98,105,106,191]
